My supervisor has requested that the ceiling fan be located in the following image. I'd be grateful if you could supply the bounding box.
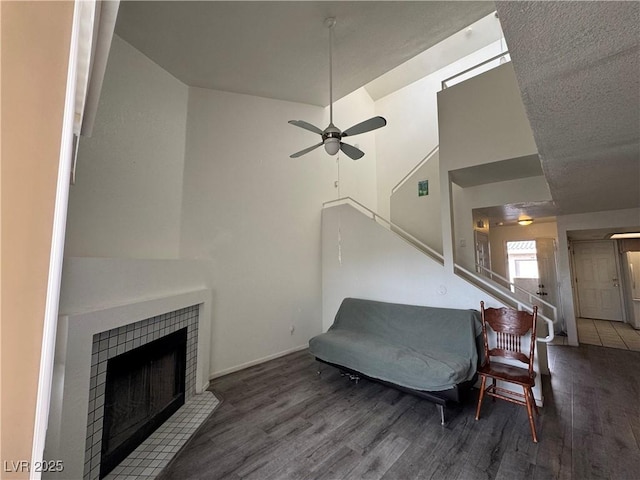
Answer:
[288,17,387,161]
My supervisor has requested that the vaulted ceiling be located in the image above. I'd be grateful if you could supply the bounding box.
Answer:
[115,1,640,222]
[115,1,494,106]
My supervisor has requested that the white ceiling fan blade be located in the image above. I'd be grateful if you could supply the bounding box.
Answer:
[340,142,365,160]
[288,120,324,135]
[290,142,323,158]
[342,116,387,137]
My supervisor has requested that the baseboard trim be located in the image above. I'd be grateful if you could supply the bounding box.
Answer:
[209,344,308,380]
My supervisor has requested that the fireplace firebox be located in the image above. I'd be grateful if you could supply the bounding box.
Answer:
[100,328,187,478]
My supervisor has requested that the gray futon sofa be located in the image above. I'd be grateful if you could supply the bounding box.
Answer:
[309,298,482,423]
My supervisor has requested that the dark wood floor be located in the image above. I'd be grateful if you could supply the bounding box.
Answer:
[159,344,640,480]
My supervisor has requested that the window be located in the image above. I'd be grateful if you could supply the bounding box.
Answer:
[506,240,538,287]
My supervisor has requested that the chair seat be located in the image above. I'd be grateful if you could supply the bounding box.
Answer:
[477,361,536,387]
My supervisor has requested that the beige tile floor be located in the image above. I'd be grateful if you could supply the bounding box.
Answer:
[549,334,569,346]
[577,317,640,351]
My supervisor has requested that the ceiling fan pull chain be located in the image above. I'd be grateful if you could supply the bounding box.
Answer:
[336,149,342,266]
[338,226,343,266]
[336,153,341,198]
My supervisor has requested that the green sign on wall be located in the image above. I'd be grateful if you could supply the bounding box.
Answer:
[418,179,429,197]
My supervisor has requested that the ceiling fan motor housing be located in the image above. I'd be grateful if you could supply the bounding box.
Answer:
[322,124,341,141]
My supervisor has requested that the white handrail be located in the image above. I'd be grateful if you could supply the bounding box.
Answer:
[391,146,439,194]
[441,50,511,89]
[323,197,444,263]
[455,264,555,343]
[475,263,558,322]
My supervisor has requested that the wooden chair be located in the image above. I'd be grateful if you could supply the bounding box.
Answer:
[475,301,539,442]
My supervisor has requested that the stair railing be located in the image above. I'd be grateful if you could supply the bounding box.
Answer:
[323,197,444,265]
[455,263,555,343]
[441,50,511,89]
[474,263,558,322]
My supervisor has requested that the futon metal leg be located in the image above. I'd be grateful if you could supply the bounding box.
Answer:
[339,370,360,383]
[438,404,446,425]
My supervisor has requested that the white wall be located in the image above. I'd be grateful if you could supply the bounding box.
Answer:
[437,62,538,172]
[59,257,213,315]
[322,204,498,331]
[374,42,504,219]
[389,151,442,254]
[556,207,640,345]
[437,62,541,268]
[65,35,188,259]
[180,87,377,376]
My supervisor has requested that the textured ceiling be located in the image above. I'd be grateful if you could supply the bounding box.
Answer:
[497,1,640,216]
[474,202,558,227]
[115,1,495,106]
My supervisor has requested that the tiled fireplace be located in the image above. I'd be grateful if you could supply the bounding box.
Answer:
[85,306,198,479]
[45,289,213,480]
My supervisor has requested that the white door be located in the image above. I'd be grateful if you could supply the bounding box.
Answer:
[573,241,624,321]
[535,238,559,321]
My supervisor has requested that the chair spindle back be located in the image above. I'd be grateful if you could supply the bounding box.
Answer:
[480,301,538,375]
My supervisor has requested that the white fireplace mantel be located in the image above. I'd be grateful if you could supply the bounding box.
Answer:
[45,288,211,480]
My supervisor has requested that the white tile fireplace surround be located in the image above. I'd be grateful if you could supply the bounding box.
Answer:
[45,289,212,480]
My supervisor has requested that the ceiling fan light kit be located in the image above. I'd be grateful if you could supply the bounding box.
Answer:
[288,17,387,161]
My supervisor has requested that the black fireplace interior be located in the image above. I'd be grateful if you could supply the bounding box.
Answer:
[100,327,187,478]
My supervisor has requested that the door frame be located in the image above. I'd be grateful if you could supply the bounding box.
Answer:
[569,239,627,322]
[535,237,561,323]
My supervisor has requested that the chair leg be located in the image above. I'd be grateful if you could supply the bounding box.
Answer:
[475,375,487,420]
[491,378,497,402]
[529,387,539,415]
[523,385,538,443]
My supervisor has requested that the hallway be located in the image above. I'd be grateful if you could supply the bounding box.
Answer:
[577,318,640,351]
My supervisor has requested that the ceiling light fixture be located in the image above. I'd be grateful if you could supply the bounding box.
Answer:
[517,218,534,226]
[324,137,340,156]
[610,232,640,239]
[288,17,387,160]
